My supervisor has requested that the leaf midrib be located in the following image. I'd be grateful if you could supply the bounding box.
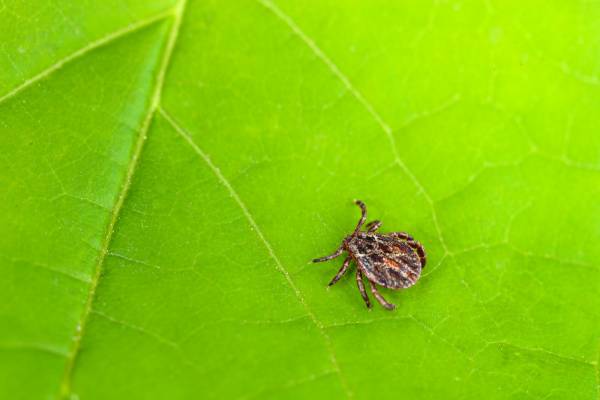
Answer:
[56,1,188,397]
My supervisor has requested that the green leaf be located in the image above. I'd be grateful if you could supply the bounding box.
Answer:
[1,1,599,399]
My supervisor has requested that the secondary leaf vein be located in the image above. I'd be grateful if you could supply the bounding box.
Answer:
[257,0,450,257]
[0,9,172,106]
[158,106,353,400]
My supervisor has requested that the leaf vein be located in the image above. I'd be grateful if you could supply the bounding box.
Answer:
[484,341,596,368]
[0,342,69,358]
[0,8,172,106]
[257,0,450,257]
[57,0,188,397]
[91,310,179,349]
[158,106,353,399]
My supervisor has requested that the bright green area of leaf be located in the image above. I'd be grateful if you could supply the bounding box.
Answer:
[1,1,599,399]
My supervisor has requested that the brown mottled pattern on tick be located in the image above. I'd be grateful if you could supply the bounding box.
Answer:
[313,200,427,310]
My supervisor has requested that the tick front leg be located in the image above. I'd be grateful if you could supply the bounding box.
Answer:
[356,269,372,309]
[365,220,382,234]
[351,200,368,237]
[368,280,396,310]
[312,243,344,263]
[328,256,352,286]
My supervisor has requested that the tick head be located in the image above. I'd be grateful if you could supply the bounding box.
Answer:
[342,234,356,247]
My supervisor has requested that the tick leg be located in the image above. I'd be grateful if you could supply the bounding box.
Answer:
[407,240,427,268]
[365,220,382,234]
[393,232,414,241]
[367,281,396,310]
[328,256,352,286]
[351,200,368,237]
[356,269,372,309]
[312,244,344,263]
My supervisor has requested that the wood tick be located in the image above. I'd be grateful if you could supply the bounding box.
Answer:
[313,200,426,310]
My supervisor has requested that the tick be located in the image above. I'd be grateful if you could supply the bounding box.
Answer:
[313,200,426,310]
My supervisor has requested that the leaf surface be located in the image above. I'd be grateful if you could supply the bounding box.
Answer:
[1,1,599,399]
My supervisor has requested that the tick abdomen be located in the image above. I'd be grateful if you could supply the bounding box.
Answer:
[347,233,422,289]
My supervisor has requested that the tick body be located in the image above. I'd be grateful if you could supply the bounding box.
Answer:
[313,200,426,310]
